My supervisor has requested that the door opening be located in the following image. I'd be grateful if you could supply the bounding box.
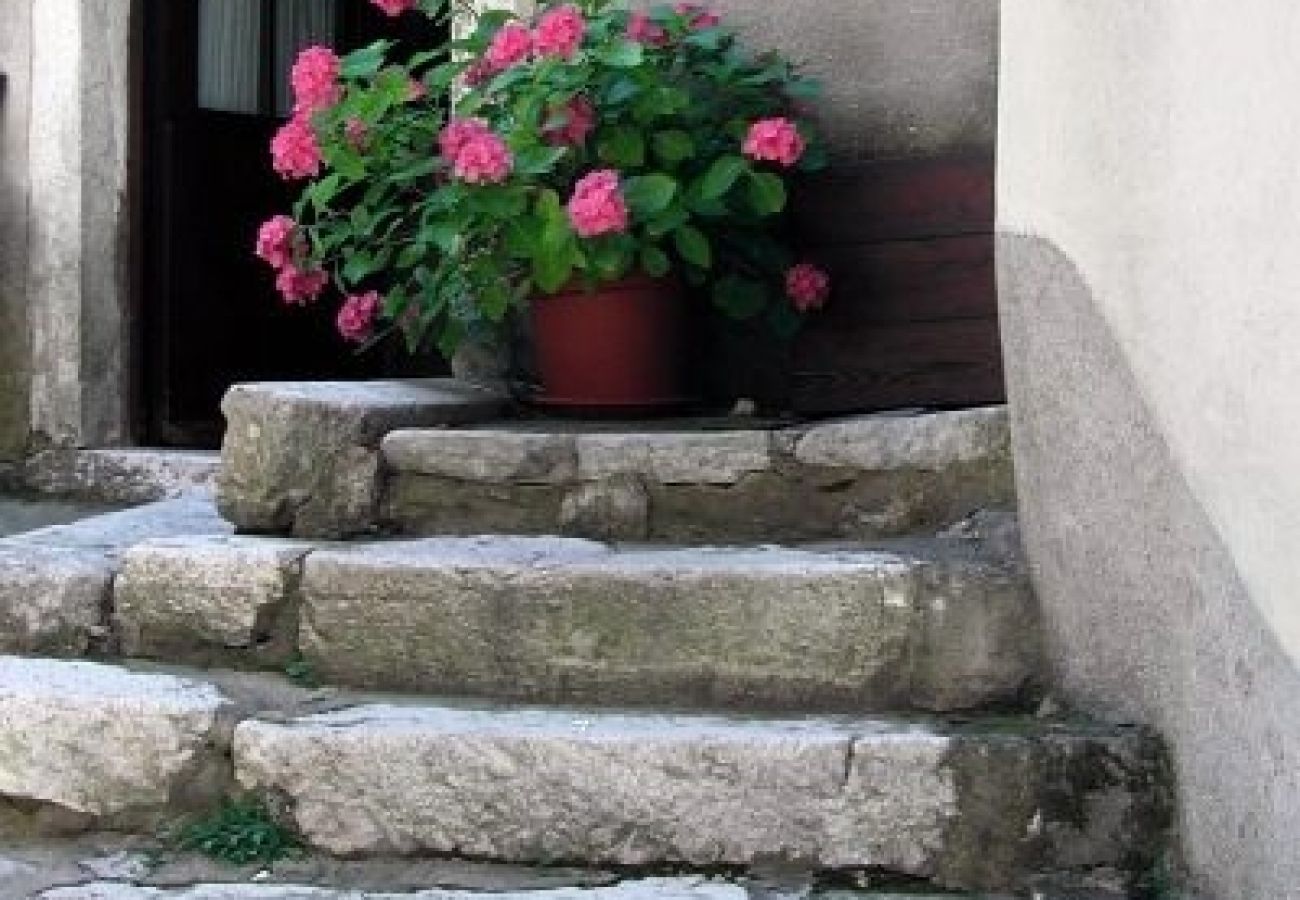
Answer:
[140,0,445,447]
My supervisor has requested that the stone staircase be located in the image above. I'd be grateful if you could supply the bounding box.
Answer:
[0,380,1173,899]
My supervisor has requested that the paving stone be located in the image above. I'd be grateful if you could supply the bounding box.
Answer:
[794,407,1010,471]
[115,536,314,661]
[0,658,230,832]
[575,432,773,485]
[234,704,1168,892]
[7,497,233,558]
[21,447,221,504]
[218,380,505,539]
[381,431,577,484]
[39,877,747,899]
[0,545,112,654]
[298,537,1040,711]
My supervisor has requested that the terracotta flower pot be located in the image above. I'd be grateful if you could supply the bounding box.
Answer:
[530,274,688,413]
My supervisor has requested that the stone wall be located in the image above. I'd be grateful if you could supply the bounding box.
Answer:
[997,2,1300,898]
[0,0,33,460]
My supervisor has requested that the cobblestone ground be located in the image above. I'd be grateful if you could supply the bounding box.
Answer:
[0,835,1136,899]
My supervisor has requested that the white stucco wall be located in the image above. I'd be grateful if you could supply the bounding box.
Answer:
[998,2,1300,897]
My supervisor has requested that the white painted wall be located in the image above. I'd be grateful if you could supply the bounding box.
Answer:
[999,2,1300,896]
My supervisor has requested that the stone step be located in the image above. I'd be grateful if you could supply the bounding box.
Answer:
[115,531,1039,712]
[233,701,1168,893]
[212,379,1010,542]
[0,657,1168,894]
[379,406,1012,543]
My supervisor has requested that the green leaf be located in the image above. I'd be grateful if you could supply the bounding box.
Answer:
[622,174,678,217]
[600,40,645,68]
[747,171,787,216]
[343,250,378,283]
[604,76,641,106]
[341,41,390,79]
[597,127,646,167]
[514,144,567,177]
[652,130,695,164]
[698,155,748,201]
[426,221,461,253]
[534,249,574,294]
[713,275,768,320]
[641,246,671,278]
[673,225,712,269]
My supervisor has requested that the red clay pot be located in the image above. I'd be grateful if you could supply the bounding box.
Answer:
[530,274,688,413]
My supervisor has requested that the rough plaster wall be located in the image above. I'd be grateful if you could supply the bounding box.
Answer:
[998,2,1300,897]
[709,0,997,162]
[0,0,32,459]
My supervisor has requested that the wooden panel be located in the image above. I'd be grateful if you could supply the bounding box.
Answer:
[791,319,1005,415]
[809,235,994,325]
[791,155,994,246]
[779,154,1004,415]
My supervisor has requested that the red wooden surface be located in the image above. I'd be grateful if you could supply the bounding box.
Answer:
[786,154,1003,415]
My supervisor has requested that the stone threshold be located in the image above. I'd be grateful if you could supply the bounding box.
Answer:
[9,446,221,505]
[0,655,1168,895]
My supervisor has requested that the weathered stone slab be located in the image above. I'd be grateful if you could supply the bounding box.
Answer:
[218,379,505,539]
[299,537,1039,711]
[377,408,1015,542]
[21,447,221,504]
[115,536,314,663]
[234,705,1168,891]
[0,545,112,654]
[0,657,229,833]
[794,407,1010,471]
[382,430,577,484]
[8,496,233,557]
[576,432,773,485]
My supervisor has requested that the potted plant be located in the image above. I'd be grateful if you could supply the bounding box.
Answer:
[256,0,832,411]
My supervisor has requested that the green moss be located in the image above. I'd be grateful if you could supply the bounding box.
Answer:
[172,797,302,866]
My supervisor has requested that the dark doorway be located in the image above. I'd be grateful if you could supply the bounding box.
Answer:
[141,0,445,447]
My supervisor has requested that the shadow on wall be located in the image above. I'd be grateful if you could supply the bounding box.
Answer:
[0,165,31,462]
[997,234,1300,900]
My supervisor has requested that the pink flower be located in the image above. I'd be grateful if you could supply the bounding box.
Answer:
[255,215,297,269]
[462,58,495,87]
[674,3,721,28]
[534,4,585,60]
[290,46,342,115]
[486,22,533,71]
[743,117,806,167]
[451,131,513,184]
[344,118,370,152]
[438,118,492,160]
[406,78,427,102]
[567,170,629,238]
[337,291,382,343]
[371,0,416,16]
[270,117,323,180]
[543,96,596,147]
[275,265,328,306]
[786,263,830,312]
[626,11,669,46]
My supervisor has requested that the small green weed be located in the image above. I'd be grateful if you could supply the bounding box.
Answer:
[174,797,302,866]
[283,652,318,688]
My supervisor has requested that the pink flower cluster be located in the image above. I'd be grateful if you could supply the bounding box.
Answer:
[371,0,416,16]
[543,96,596,147]
[567,170,629,238]
[271,45,345,180]
[743,117,806,168]
[256,215,328,305]
[471,6,588,85]
[439,118,513,184]
[785,263,830,312]
[626,12,668,46]
[337,291,383,343]
[290,46,342,116]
